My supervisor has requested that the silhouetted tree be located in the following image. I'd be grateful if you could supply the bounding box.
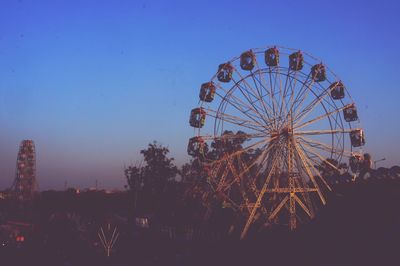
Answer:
[125,141,178,211]
[180,159,203,183]
[314,158,350,184]
[140,141,178,189]
[182,130,260,225]
[209,130,248,159]
[124,164,144,209]
[316,158,341,178]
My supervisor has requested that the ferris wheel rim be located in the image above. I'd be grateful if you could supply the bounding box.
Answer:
[206,67,349,162]
[194,45,360,157]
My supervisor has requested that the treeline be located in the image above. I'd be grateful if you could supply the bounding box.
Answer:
[123,136,400,230]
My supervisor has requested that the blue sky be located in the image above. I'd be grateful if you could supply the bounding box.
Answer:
[0,0,399,189]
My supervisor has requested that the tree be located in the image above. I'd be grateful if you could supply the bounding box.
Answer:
[316,158,341,178]
[181,130,250,194]
[140,141,178,190]
[315,158,348,183]
[180,157,209,183]
[125,141,178,211]
[124,164,144,209]
[208,130,248,160]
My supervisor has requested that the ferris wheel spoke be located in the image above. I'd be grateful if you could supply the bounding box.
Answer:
[274,65,284,118]
[235,84,272,125]
[285,69,301,118]
[206,108,266,133]
[209,163,228,190]
[295,141,332,192]
[276,69,291,128]
[214,82,265,116]
[198,132,265,142]
[217,132,267,140]
[210,137,275,166]
[302,154,334,192]
[214,82,273,127]
[248,69,275,115]
[213,142,274,215]
[214,160,231,191]
[229,141,276,182]
[233,142,271,201]
[250,73,276,119]
[240,149,280,239]
[208,161,222,183]
[297,136,353,157]
[294,104,352,130]
[232,67,266,102]
[239,145,277,201]
[294,129,352,136]
[215,91,272,129]
[232,67,275,118]
[292,141,327,205]
[254,59,276,100]
[224,159,254,213]
[276,69,290,128]
[298,141,341,172]
[299,138,344,157]
[248,77,276,128]
[278,70,298,128]
[214,171,241,210]
[231,70,270,114]
[237,155,262,195]
[253,61,279,126]
[281,71,312,129]
[290,75,315,121]
[294,83,336,125]
[271,65,282,100]
[289,73,311,112]
[301,150,325,168]
[225,159,246,189]
[242,72,282,128]
[231,77,274,125]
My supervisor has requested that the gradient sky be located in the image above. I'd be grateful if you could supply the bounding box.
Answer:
[1,0,399,190]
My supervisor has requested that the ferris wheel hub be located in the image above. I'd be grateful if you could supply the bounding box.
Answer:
[271,127,293,139]
[281,127,292,136]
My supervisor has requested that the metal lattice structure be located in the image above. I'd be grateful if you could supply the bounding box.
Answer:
[11,140,37,201]
[188,45,365,238]
[98,223,119,257]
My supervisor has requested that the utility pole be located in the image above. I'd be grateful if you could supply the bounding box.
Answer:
[374,158,386,169]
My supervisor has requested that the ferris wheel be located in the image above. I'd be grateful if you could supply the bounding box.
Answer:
[12,140,37,201]
[187,45,365,238]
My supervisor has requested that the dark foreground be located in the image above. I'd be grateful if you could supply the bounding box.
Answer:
[1,179,399,266]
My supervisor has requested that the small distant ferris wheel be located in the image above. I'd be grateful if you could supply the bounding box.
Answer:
[188,45,365,238]
[12,140,37,201]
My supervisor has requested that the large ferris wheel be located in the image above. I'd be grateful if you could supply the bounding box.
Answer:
[188,45,365,238]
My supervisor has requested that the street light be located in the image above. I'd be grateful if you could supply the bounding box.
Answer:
[374,158,386,169]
